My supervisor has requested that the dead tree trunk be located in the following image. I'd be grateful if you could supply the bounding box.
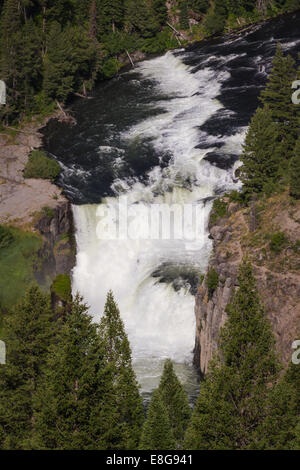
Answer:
[126,50,135,68]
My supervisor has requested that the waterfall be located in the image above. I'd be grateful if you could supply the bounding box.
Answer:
[72,51,243,394]
[42,11,300,397]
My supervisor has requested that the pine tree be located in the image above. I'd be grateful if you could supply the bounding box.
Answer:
[179,1,189,29]
[89,0,98,41]
[190,0,209,15]
[184,261,280,450]
[31,295,118,450]
[46,0,74,26]
[240,105,280,197]
[152,0,168,26]
[43,22,96,103]
[20,20,43,111]
[140,389,176,450]
[260,43,299,161]
[98,291,144,450]
[293,420,300,450]
[0,286,53,449]
[0,0,23,121]
[125,0,159,38]
[158,359,191,447]
[251,378,298,449]
[290,137,300,199]
[287,358,300,450]
[98,0,125,34]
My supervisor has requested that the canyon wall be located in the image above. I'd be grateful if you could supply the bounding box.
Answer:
[194,195,300,375]
[34,201,76,285]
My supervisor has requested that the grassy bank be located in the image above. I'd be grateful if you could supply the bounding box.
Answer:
[0,226,43,313]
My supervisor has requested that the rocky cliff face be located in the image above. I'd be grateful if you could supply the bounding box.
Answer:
[194,194,300,375]
[34,202,76,285]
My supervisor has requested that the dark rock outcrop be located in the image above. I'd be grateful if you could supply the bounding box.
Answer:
[34,202,76,285]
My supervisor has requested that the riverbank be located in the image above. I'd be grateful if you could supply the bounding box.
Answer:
[0,114,76,310]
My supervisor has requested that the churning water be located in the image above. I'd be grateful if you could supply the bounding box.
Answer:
[43,11,300,400]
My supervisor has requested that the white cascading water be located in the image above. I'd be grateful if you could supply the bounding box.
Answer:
[72,51,244,393]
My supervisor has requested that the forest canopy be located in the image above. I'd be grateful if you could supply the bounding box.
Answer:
[0,0,297,125]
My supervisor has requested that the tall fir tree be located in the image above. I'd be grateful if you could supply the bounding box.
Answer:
[251,377,298,449]
[152,0,168,26]
[184,261,280,450]
[240,105,280,197]
[290,136,300,199]
[0,286,53,449]
[179,0,189,29]
[125,0,159,38]
[98,291,144,450]
[31,295,118,450]
[260,43,299,161]
[158,359,191,447]
[293,420,300,450]
[0,0,23,121]
[98,0,125,34]
[43,22,96,103]
[139,389,176,450]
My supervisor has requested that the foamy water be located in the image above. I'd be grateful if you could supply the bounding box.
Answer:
[72,51,243,394]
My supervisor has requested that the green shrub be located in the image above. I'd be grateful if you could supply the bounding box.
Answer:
[141,30,178,54]
[23,150,61,181]
[41,206,55,219]
[227,190,244,204]
[204,12,226,35]
[0,225,14,250]
[210,199,227,225]
[51,274,72,302]
[101,58,121,79]
[206,268,219,299]
[292,240,300,254]
[269,232,288,253]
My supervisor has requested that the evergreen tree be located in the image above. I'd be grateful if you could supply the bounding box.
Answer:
[139,389,176,450]
[290,137,300,199]
[98,0,125,34]
[125,0,159,38]
[20,20,43,111]
[158,359,191,447]
[46,0,74,26]
[43,22,96,103]
[179,0,189,29]
[286,358,300,450]
[293,420,300,450]
[190,0,209,15]
[0,286,53,449]
[240,105,280,197]
[98,291,144,450]
[251,378,298,449]
[204,0,227,34]
[0,0,23,121]
[260,43,299,161]
[152,0,168,26]
[31,295,118,450]
[89,0,98,41]
[184,261,280,450]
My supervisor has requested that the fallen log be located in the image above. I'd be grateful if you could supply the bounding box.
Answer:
[166,22,184,41]
[74,92,93,99]
[126,50,135,68]
[56,101,77,126]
